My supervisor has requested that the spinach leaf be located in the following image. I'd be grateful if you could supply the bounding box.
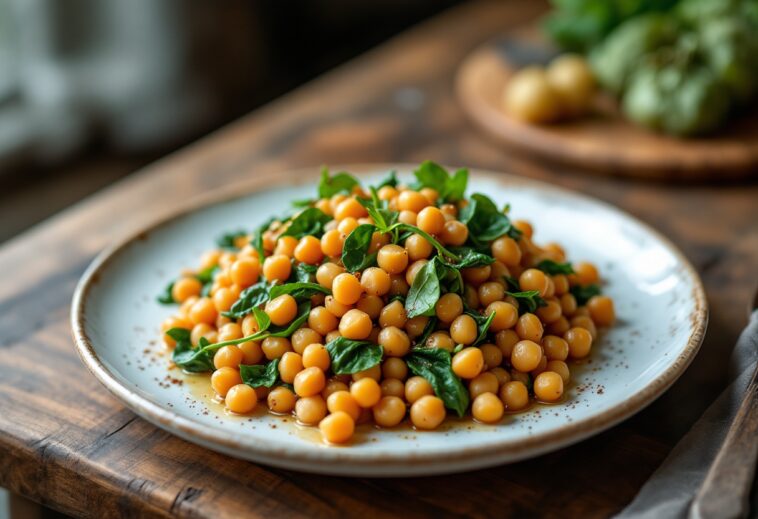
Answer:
[240,359,280,388]
[169,329,215,373]
[252,216,276,261]
[504,275,521,292]
[157,281,175,305]
[318,168,360,198]
[469,310,496,346]
[405,259,441,318]
[536,259,575,275]
[506,290,547,313]
[268,282,329,302]
[459,193,521,244]
[358,189,398,231]
[449,247,496,268]
[416,317,438,347]
[341,224,378,272]
[223,279,271,318]
[195,265,219,285]
[412,161,468,202]
[279,207,331,239]
[325,337,383,374]
[216,230,247,250]
[406,348,469,417]
[252,307,271,334]
[374,170,398,189]
[570,284,602,306]
[290,198,314,209]
[293,263,318,283]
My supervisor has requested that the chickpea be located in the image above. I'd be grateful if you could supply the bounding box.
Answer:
[214,345,244,370]
[462,265,492,286]
[295,395,327,425]
[325,330,342,344]
[440,221,468,246]
[211,367,242,397]
[373,396,407,427]
[469,372,499,399]
[439,203,457,218]
[398,210,418,225]
[377,244,409,274]
[338,309,373,340]
[225,384,258,414]
[324,296,351,318]
[352,364,382,382]
[491,236,522,267]
[338,217,359,235]
[574,262,599,285]
[547,316,571,336]
[267,386,297,414]
[542,335,569,361]
[416,206,445,235]
[553,275,570,296]
[357,267,389,297]
[329,193,348,212]
[571,315,597,339]
[322,379,349,400]
[326,390,361,420]
[320,229,345,258]
[369,232,391,254]
[511,340,543,372]
[426,331,456,352]
[419,187,439,205]
[405,376,434,404]
[301,343,330,371]
[410,395,446,430]
[450,314,478,345]
[398,190,429,213]
[405,233,433,261]
[294,366,326,397]
[472,392,504,424]
[405,316,429,339]
[537,298,563,324]
[463,285,480,309]
[379,359,406,382]
[405,259,428,286]
[217,322,242,342]
[277,351,304,384]
[452,347,484,379]
[587,295,615,327]
[290,327,323,355]
[356,294,384,320]
[560,293,577,316]
[388,274,410,297]
[546,54,595,116]
[477,281,505,307]
[377,185,398,200]
[335,197,367,220]
[315,263,344,290]
[332,273,363,305]
[230,258,260,288]
[379,378,404,398]
[378,326,411,357]
[531,355,548,376]
[265,294,297,326]
[189,297,217,325]
[480,343,503,369]
[516,313,544,342]
[547,360,571,384]
[190,323,217,346]
[262,254,291,283]
[495,329,520,358]
[172,277,202,303]
[239,341,263,365]
[534,371,564,402]
[379,300,407,328]
[490,367,511,386]
[275,236,298,257]
[435,293,463,323]
[519,269,550,297]
[350,378,382,408]
[212,287,236,313]
[319,411,355,444]
[261,336,292,360]
[199,250,222,270]
[565,327,593,359]
[500,381,529,411]
[485,301,518,332]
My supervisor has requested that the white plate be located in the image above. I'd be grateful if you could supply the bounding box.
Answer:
[71,165,707,476]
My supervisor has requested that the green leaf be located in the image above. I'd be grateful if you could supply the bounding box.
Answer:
[325,337,383,375]
[570,284,602,306]
[240,359,280,388]
[506,290,547,314]
[169,329,215,373]
[216,230,246,250]
[157,281,175,305]
[357,189,398,232]
[280,207,331,240]
[406,348,469,417]
[464,309,496,346]
[290,198,314,209]
[412,161,468,202]
[405,259,441,318]
[449,247,496,269]
[318,168,360,198]
[374,170,399,189]
[252,307,271,334]
[157,266,219,305]
[341,224,378,272]
[268,282,329,302]
[252,216,276,261]
[223,279,271,319]
[536,259,575,275]
[459,193,521,244]
[416,317,438,347]
[293,263,318,283]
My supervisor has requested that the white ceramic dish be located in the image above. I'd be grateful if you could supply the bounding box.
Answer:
[71,165,707,476]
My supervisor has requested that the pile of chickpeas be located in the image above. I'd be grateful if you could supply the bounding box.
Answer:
[161,181,615,444]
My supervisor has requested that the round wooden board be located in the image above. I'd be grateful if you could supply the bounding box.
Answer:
[455,34,758,180]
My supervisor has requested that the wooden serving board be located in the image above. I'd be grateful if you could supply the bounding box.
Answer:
[455,31,758,180]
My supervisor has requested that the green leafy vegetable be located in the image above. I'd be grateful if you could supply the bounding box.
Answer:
[374,170,399,189]
[252,307,271,334]
[325,337,383,374]
[459,193,521,246]
[157,265,219,305]
[341,224,378,272]
[405,260,442,318]
[406,348,469,417]
[416,317,438,347]
[450,247,497,268]
[358,188,399,230]
[157,281,175,305]
[169,329,215,373]
[279,207,331,239]
[506,290,547,313]
[536,259,575,275]
[252,216,276,261]
[570,284,602,305]
[318,168,360,198]
[268,282,329,301]
[293,263,317,283]
[467,310,496,346]
[216,230,247,250]
[223,279,271,318]
[412,161,468,202]
[240,359,280,388]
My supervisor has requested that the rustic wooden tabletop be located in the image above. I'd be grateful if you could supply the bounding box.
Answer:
[1,1,757,517]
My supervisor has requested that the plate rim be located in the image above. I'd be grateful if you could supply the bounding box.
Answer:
[70,164,708,473]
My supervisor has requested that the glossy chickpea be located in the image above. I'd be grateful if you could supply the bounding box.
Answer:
[405,259,428,286]
[480,343,503,369]
[537,298,563,324]
[314,198,333,215]
[332,273,363,305]
[405,316,429,339]
[302,343,330,371]
[560,293,577,316]
[230,258,260,288]
[320,229,345,258]
[369,232,391,254]
[462,265,492,286]
[485,301,518,332]
[373,396,406,427]
[516,313,544,342]
[534,371,563,402]
[565,327,593,359]
[495,329,520,358]
[338,309,372,340]
[450,314,478,345]
[217,322,242,342]
[519,268,550,297]
[211,367,242,397]
[438,203,456,218]
[324,296,351,319]
[352,364,382,382]
[574,262,599,286]
[405,233,433,261]
[491,236,522,266]
[540,334,569,360]
[377,185,398,201]
[398,210,417,225]
[329,193,348,212]
[398,190,429,213]
[511,340,543,372]
[190,323,217,346]
[463,285,479,309]
[410,395,446,430]
[426,331,455,352]
[212,287,236,313]
[315,263,343,291]
[469,372,499,399]
[326,390,361,420]
[294,236,323,264]
[337,217,359,235]
[350,378,382,408]
[356,294,382,320]
[378,326,411,357]
[547,360,570,384]
[335,197,367,220]
[325,330,342,343]
[435,293,463,323]
[379,300,407,328]
[215,314,232,330]
[213,345,244,370]
[290,327,323,355]
[262,254,291,283]
[278,352,304,384]
[239,341,263,365]
[265,294,298,326]
[500,381,529,411]
[547,316,570,336]
[452,347,484,379]
[225,384,257,414]
[389,274,410,297]
[377,244,409,274]
[294,366,326,397]
[587,295,615,327]
[172,277,202,303]
[360,267,391,296]
[531,355,548,376]
[319,411,355,444]
[199,250,222,270]
[265,386,295,414]
[405,376,434,404]
[189,297,217,326]
[553,274,570,296]
[416,206,445,235]
[380,378,405,398]
[419,187,438,205]
[382,357,408,380]
[440,221,468,246]
[274,236,298,257]
[490,367,511,386]
[295,395,327,425]
[261,337,292,360]
[478,281,505,307]
[570,315,597,340]
[472,392,504,424]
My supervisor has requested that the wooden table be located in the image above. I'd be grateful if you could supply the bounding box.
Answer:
[1,1,756,517]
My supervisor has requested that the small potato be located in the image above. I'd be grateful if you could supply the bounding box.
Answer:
[502,66,561,123]
[546,54,595,117]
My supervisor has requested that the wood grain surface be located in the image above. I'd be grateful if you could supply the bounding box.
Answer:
[1,1,757,517]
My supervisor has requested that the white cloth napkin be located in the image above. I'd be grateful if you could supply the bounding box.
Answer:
[616,311,758,518]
